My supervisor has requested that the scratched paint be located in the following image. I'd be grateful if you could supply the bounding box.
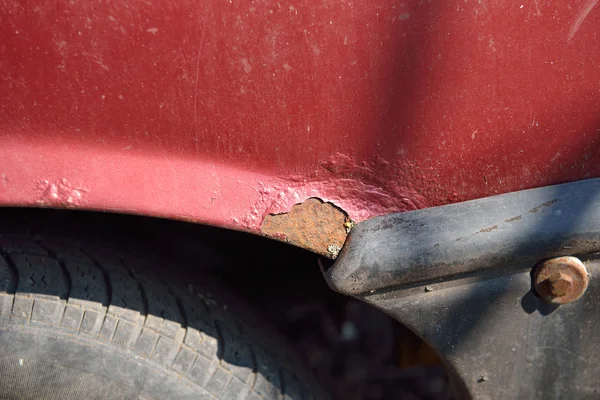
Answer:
[1,1,600,255]
[232,152,430,238]
[568,0,599,42]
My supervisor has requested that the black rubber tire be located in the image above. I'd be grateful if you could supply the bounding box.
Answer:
[0,233,321,400]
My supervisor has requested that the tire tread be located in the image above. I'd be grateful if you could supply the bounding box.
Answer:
[0,234,313,400]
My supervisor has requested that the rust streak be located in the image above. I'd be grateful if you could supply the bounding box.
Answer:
[261,198,351,258]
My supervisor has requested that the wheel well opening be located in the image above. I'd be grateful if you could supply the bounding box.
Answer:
[1,207,459,399]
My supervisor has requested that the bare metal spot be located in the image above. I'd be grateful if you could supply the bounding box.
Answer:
[261,198,351,259]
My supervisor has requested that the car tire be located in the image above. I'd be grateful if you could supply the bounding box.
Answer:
[0,233,322,400]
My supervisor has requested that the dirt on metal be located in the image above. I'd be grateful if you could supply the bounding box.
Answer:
[261,198,351,258]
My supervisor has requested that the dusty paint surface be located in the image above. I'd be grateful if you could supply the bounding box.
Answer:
[261,198,350,258]
[1,0,600,254]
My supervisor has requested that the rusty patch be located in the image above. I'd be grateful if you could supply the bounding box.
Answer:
[261,198,351,258]
[528,199,559,214]
[479,225,498,233]
[504,215,522,223]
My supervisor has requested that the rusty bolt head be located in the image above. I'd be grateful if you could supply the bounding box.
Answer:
[533,256,588,304]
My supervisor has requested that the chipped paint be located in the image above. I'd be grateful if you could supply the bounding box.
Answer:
[232,153,433,255]
[235,152,431,234]
[37,179,87,206]
[312,153,431,220]
[261,198,351,258]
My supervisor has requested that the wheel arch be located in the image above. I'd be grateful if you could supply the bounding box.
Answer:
[0,140,360,257]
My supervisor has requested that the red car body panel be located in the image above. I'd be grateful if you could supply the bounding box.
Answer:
[1,0,599,240]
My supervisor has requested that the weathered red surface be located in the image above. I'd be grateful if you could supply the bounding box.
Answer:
[1,1,600,244]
